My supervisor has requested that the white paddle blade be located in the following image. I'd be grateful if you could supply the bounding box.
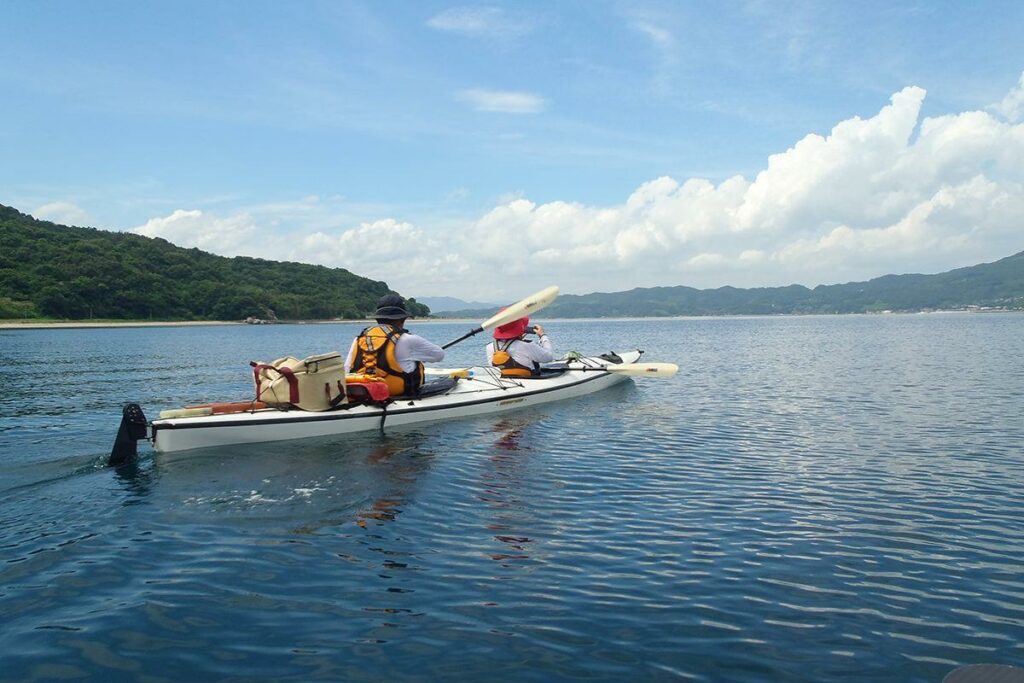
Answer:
[604,362,678,377]
[481,285,559,331]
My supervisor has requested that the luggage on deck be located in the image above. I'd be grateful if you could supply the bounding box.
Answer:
[251,352,346,411]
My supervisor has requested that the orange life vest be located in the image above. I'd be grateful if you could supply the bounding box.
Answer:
[349,325,425,396]
[491,339,537,378]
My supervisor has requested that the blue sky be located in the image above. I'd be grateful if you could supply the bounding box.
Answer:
[3,1,1024,299]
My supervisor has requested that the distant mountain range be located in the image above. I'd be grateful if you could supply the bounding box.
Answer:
[3,201,1022,321]
[437,251,1024,318]
[417,296,500,313]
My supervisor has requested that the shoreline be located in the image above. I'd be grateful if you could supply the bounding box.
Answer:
[1,309,1019,331]
[0,320,247,330]
[0,318,479,330]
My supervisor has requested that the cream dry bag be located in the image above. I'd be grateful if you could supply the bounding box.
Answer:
[250,351,346,411]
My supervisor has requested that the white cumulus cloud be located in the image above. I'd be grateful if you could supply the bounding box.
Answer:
[991,71,1024,123]
[133,209,258,254]
[32,201,90,226]
[449,81,1024,295]
[126,77,1024,301]
[292,219,470,294]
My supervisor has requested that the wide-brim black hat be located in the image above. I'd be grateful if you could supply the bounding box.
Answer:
[374,295,411,319]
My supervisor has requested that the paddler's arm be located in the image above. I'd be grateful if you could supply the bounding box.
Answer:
[529,325,555,363]
[397,333,445,363]
[343,338,357,374]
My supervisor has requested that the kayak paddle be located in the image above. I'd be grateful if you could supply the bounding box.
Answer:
[567,362,678,377]
[435,363,677,378]
[442,285,559,350]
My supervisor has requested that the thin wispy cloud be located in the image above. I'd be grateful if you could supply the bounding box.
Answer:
[426,6,533,39]
[458,89,545,114]
[626,11,679,97]
[632,21,674,49]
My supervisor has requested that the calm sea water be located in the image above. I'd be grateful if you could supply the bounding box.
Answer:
[1,315,1023,682]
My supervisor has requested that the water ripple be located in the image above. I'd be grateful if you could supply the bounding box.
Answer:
[1,316,1023,682]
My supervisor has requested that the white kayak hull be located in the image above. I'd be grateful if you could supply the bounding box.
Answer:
[151,351,642,454]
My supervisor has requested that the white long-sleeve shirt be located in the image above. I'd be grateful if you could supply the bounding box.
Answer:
[485,335,555,369]
[345,328,445,373]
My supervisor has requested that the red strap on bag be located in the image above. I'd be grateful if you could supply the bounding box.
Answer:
[250,362,300,404]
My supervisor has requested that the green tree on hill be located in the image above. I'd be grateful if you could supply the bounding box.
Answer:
[0,204,430,321]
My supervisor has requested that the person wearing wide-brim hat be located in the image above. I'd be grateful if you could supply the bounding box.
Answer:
[485,314,555,378]
[346,294,444,396]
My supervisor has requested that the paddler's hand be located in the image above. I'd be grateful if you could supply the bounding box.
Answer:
[533,324,545,336]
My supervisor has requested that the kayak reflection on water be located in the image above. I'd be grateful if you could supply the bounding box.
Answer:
[353,435,436,527]
[480,416,542,566]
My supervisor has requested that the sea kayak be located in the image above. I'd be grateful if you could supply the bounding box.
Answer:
[144,350,645,454]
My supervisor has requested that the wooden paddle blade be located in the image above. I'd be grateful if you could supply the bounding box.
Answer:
[602,362,679,377]
[159,406,214,419]
[480,285,559,331]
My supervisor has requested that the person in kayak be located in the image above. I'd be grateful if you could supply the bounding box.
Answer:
[485,316,555,377]
[346,294,445,396]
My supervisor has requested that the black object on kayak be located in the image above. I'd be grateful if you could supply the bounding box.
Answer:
[109,403,149,467]
[416,377,459,398]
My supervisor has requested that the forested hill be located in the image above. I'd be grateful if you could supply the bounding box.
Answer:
[544,252,1024,317]
[440,251,1024,318]
[0,204,429,320]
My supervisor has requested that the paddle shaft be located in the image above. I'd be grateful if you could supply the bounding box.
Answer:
[441,285,559,350]
[441,326,483,350]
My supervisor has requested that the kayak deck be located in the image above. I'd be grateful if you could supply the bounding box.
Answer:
[150,350,642,454]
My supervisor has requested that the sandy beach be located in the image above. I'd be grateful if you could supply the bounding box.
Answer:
[0,320,245,330]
